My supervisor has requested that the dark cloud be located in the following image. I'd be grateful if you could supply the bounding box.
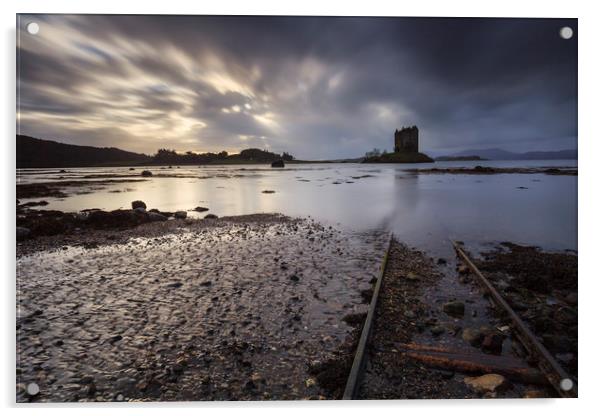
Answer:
[17,15,577,158]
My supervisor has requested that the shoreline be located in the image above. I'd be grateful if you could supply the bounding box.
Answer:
[16,210,577,401]
[17,213,388,402]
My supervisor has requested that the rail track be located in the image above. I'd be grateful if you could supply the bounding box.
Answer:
[342,237,577,399]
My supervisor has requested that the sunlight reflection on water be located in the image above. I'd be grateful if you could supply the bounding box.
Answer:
[17,160,577,256]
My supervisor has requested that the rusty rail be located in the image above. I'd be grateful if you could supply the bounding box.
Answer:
[342,234,393,400]
[451,240,577,398]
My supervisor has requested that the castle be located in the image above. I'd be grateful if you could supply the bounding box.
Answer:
[394,126,419,153]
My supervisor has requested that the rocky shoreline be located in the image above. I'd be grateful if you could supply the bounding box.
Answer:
[16,199,218,251]
[15,201,577,401]
[16,212,387,402]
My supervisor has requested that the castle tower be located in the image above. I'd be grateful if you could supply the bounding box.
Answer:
[394,126,419,153]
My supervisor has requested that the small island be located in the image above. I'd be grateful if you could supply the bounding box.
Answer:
[362,126,434,163]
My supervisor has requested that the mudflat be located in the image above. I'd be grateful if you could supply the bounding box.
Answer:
[16,214,387,402]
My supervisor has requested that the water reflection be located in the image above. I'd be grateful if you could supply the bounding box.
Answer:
[17,160,577,255]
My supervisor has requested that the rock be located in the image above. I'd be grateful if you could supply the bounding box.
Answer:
[305,378,317,388]
[437,258,447,265]
[131,200,147,210]
[174,211,187,219]
[133,207,146,214]
[172,357,188,373]
[443,300,465,318]
[85,382,97,396]
[129,168,135,171]
[141,170,153,177]
[462,327,484,347]
[404,310,416,319]
[193,206,209,212]
[289,274,300,282]
[244,380,257,390]
[430,326,445,336]
[464,374,508,393]
[115,377,137,391]
[406,272,420,281]
[16,226,31,240]
[205,214,218,219]
[458,264,470,275]
[271,160,285,168]
[148,212,167,222]
[262,190,276,194]
[108,334,123,344]
[167,282,183,288]
[481,332,505,354]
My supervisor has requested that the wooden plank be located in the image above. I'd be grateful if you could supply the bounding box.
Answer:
[451,240,577,398]
[342,234,393,400]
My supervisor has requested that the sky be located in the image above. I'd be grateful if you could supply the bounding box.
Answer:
[17,15,577,159]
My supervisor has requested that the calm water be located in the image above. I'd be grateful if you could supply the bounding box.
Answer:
[17,160,577,256]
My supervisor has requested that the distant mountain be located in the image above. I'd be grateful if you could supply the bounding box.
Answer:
[440,148,577,161]
[435,155,486,161]
[17,135,152,168]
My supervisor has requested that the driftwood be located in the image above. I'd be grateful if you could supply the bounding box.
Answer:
[394,343,547,385]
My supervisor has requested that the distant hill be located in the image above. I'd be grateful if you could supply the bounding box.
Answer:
[17,135,152,168]
[435,155,486,161]
[16,135,296,168]
[440,148,577,161]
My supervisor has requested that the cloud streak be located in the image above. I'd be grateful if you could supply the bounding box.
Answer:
[17,15,577,158]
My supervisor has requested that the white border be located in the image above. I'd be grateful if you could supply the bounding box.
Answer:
[2,1,601,415]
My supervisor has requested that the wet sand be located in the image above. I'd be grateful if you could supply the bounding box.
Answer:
[16,214,388,402]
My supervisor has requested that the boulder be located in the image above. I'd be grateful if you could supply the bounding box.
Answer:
[131,200,147,210]
[174,211,187,219]
[148,212,167,222]
[141,170,153,177]
[271,160,285,168]
[193,206,209,212]
[133,207,147,214]
[16,227,31,241]
[464,374,508,393]
[443,300,465,318]
[205,214,218,219]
